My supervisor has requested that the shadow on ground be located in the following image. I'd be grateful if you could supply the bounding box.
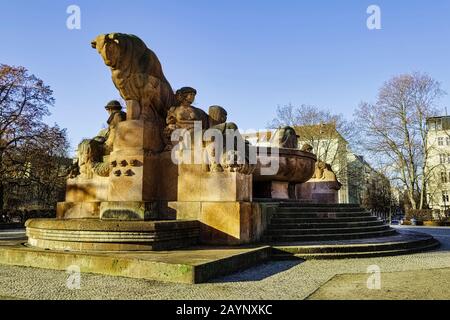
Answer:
[209,259,304,283]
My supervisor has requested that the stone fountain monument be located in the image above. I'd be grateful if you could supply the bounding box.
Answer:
[0,33,439,284]
[26,33,317,250]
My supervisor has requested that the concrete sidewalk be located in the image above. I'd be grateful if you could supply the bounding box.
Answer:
[0,226,449,300]
[308,267,450,299]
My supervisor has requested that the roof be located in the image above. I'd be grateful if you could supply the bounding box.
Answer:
[294,123,348,143]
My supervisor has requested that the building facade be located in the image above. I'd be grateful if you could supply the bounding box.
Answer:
[425,116,450,212]
[347,152,391,208]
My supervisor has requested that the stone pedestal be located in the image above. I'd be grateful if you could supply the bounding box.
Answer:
[295,181,340,204]
[56,202,101,219]
[170,200,259,245]
[65,176,109,202]
[107,120,162,202]
[100,120,167,220]
[177,164,252,202]
[169,163,257,245]
[57,176,109,219]
[58,120,177,221]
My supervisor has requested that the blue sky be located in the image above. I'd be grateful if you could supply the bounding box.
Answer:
[2,0,450,153]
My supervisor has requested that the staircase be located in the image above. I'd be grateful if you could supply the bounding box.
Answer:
[265,203,394,242]
[263,202,439,259]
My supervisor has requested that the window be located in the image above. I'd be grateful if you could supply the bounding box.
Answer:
[440,154,446,164]
[429,121,436,130]
[429,119,443,131]
[446,137,450,146]
[441,172,448,183]
[438,137,444,146]
[443,192,449,203]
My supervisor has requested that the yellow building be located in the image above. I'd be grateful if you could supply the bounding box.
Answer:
[425,116,450,212]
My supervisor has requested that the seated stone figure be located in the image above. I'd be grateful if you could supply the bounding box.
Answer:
[164,87,209,150]
[269,126,299,149]
[164,88,253,174]
[69,100,126,179]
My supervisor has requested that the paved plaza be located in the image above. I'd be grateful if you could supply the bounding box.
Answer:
[0,226,449,300]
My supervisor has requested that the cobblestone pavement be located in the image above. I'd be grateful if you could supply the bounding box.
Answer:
[0,226,449,300]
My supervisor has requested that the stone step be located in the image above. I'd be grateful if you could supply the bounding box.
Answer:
[268,220,386,230]
[254,198,313,204]
[267,225,390,235]
[278,203,360,208]
[277,207,368,213]
[272,212,373,219]
[264,229,397,242]
[271,233,437,254]
[25,219,201,251]
[0,241,272,284]
[272,243,440,260]
[270,216,380,224]
[270,231,440,259]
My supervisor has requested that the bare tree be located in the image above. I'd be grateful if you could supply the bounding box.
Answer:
[268,104,357,199]
[269,104,355,139]
[9,125,70,207]
[0,64,69,212]
[354,72,445,210]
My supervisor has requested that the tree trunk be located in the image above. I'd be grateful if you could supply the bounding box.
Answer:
[0,182,4,213]
[419,164,427,210]
[408,188,417,210]
[0,151,3,213]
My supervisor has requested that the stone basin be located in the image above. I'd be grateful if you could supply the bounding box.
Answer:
[252,147,317,183]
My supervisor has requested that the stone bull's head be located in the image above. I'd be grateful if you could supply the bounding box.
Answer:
[91,33,121,68]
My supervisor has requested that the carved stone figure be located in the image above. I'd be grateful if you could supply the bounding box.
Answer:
[163,88,253,174]
[312,161,326,179]
[301,143,313,153]
[166,87,208,131]
[206,106,234,172]
[311,160,342,190]
[205,105,254,174]
[270,126,299,149]
[164,87,209,150]
[69,100,126,179]
[91,33,176,123]
[208,105,231,128]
